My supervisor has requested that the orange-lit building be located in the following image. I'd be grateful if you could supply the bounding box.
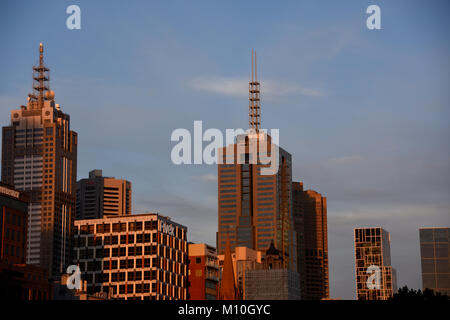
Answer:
[76,169,132,220]
[354,227,397,300]
[188,243,219,300]
[216,52,296,272]
[292,181,329,300]
[1,43,77,279]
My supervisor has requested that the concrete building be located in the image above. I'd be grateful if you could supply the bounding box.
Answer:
[73,213,188,300]
[354,227,397,300]
[188,243,219,300]
[292,181,329,299]
[244,242,300,300]
[76,169,131,220]
[1,43,77,279]
[419,227,449,295]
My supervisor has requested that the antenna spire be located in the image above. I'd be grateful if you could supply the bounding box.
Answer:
[249,49,261,131]
[29,42,50,109]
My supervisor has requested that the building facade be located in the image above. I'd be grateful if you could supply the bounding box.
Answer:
[292,181,329,299]
[1,43,77,279]
[419,227,450,295]
[354,227,397,300]
[0,183,29,264]
[216,52,296,272]
[0,183,53,300]
[0,261,53,300]
[76,169,132,220]
[218,245,262,297]
[244,242,300,300]
[73,213,188,300]
[188,243,219,300]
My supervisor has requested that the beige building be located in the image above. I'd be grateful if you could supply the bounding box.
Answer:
[76,169,131,219]
[218,246,262,298]
[73,213,188,300]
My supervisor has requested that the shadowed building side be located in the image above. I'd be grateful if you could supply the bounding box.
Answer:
[292,181,329,300]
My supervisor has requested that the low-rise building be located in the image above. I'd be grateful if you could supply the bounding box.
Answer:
[188,243,219,300]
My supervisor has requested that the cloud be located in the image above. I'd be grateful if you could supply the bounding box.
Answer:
[191,173,217,182]
[189,76,325,97]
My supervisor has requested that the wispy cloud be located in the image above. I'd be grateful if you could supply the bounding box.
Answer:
[189,76,325,97]
[191,173,217,182]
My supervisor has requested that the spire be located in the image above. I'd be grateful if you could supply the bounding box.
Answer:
[218,238,238,300]
[28,42,51,109]
[249,49,261,131]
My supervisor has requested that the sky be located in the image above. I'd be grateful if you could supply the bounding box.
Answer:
[1,0,449,299]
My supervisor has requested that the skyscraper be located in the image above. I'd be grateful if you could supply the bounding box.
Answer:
[76,169,132,220]
[1,43,77,279]
[292,181,329,299]
[216,51,296,271]
[354,227,397,300]
[419,227,450,295]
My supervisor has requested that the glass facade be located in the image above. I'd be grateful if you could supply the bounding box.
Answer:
[354,227,397,300]
[419,228,450,295]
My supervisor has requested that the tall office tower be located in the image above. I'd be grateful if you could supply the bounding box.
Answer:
[419,227,450,295]
[354,227,397,300]
[292,181,329,299]
[216,51,296,271]
[1,44,77,279]
[188,243,219,300]
[73,213,188,300]
[76,169,132,220]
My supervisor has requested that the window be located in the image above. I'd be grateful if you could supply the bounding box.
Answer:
[195,257,201,264]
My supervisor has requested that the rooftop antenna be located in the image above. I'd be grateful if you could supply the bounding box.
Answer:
[29,43,51,109]
[249,49,261,132]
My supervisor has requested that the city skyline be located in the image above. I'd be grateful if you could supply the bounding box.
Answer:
[1,1,449,299]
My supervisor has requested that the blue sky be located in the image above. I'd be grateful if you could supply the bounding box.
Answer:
[1,0,449,299]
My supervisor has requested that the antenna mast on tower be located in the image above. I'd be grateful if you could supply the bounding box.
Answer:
[249,49,261,132]
[29,43,50,109]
